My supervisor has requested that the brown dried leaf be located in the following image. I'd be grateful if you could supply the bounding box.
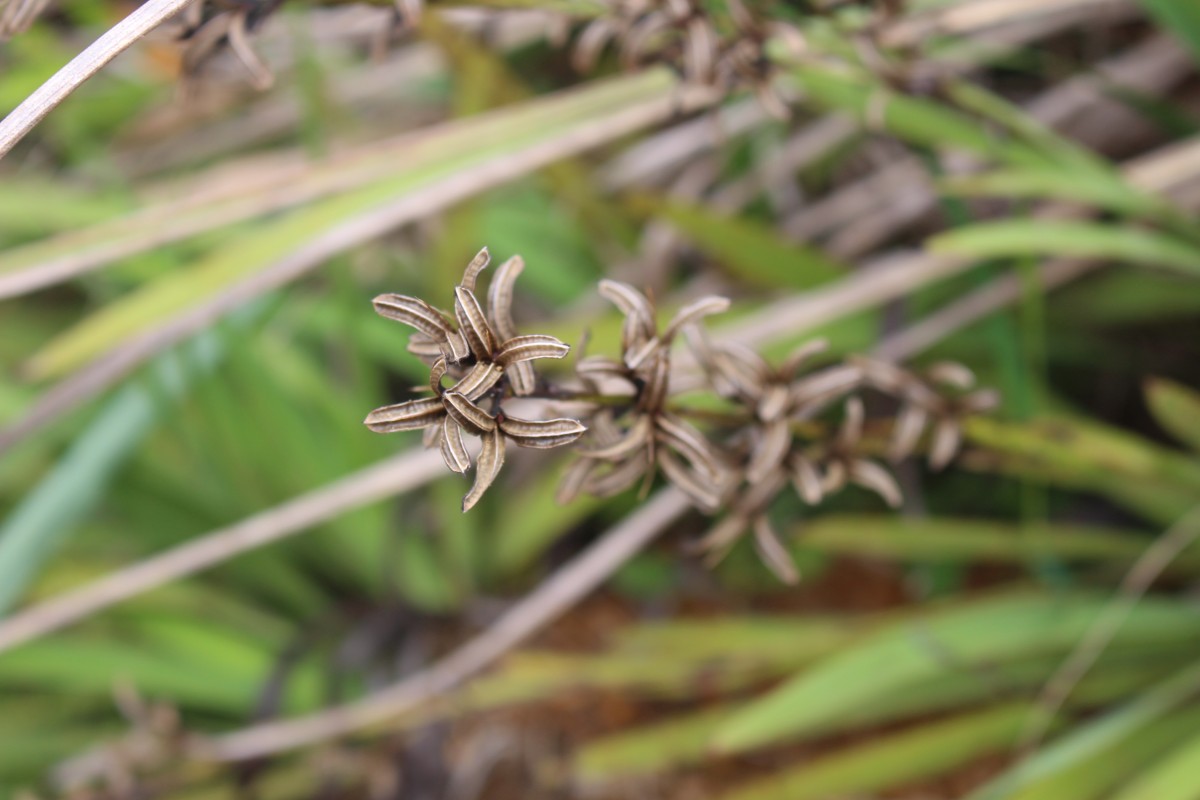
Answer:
[443,392,497,436]
[364,397,445,433]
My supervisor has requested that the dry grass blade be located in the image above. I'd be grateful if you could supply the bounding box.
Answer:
[0,449,445,654]
[0,0,197,159]
[198,488,693,760]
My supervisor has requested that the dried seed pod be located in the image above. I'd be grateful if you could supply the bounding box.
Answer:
[656,414,722,481]
[499,416,588,449]
[463,428,506,512]
[849,459,903,508]
[454,286,497,361]
[496,335,570,367]
[753,516,799,585]
[745,417,791,483]
[442,392,497,436]
[460,246,491,293]
[451,361,504,402]
[658,448,721,512]
[373,294,454,340]
[440,418,471,474]
[364,397,445,433]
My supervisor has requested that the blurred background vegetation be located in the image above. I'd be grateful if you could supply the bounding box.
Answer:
[3,0,1200,797]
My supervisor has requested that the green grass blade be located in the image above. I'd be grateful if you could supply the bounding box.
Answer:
[931,220,1200,278]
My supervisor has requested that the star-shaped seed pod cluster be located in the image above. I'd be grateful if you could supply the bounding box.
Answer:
[364,248,587,511]
[559,280,733,511]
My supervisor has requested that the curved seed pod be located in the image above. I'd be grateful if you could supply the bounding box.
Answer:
[658,448,721,512]
[791,364,864,407]
[454,287,496,361]
[756,384,791,423]
[620,11,669,69]
[598,279,656,348]
[623,337,661,371]
[753,516,799,585]
[790,455,824,504]
[572,17,617,73]
[440,417,471,474]
[779,338,829,380]
[849,355,910,394]
[442,392,497,435]
[745,417,791,483]
[408,333,446,363]
[558,457,602,504]
[577,355,630,381]
[460,247,491,293]
[697,337,768,400]
[888,404,928,462]
[442,330,472,364]
[927,361,976,391]
[429,357,448,396]
[496,335,570,367]
[839,396,864,449]
[488,255,536,395]
[656,414,721,480]
[928,418,962,471]
[661,295,730,342]
[580,414,651,460]
[463,428,506,512]
[423,422,443,449]
[849,459,903,508]
[584,453,647,498]
[373,294,454,339]
[638,350,671,414]
[695,514,750,560]
[500,415,587,449]
[487,255,523,335]
[364,397,445,433]
[451,361,504,401]
[821,460,847,494]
